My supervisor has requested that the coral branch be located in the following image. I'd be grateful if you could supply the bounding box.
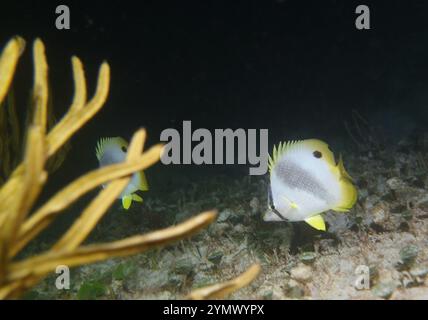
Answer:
[3,210,217,299]
[188,264,261,300]
[32,39,49,133]
[0,37,25,105]
[46,62,110,157]
[12,143,163,257]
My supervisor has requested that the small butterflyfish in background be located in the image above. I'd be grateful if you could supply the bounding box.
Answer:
[95,137,149,210]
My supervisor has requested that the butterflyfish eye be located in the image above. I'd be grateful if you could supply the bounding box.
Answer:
[313,150,322,158]
[121,146,127,153]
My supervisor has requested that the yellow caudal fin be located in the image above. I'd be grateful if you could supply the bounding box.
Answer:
[333,155,358,212]
[334,179,358,212]
[122,195,133,210]
[138,171,149,191]
[305,215,326,231]
[132,193,143,202]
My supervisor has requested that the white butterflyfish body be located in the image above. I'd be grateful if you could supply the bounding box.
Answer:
[95,137,149,210]
[264,139,357,231]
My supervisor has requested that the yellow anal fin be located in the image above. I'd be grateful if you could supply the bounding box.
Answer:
[305,215,326,231]
[122,195,133,210]
[132,193,143,203]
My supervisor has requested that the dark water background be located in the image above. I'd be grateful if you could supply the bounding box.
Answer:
[1,1,428,233]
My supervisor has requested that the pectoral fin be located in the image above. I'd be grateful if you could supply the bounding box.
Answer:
[281,195,299,209]
[305,215,326,231]
[122,195,132,210]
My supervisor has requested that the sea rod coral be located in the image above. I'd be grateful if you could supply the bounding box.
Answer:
[0,36,219,299]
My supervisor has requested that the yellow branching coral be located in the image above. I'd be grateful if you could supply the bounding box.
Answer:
[0,37,25,103]
[0,36,218,299]
[0,38,25,184]
[187,264,261,300]
[0,39,69,185]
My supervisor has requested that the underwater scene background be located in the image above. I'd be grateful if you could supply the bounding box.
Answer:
[1,0,428,299]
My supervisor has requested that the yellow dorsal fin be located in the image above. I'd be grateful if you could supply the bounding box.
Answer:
[122,195,132,210]
[305,214,326,231]
[268,140,298,173]
[95,137,128,160]
[268,139,335,173]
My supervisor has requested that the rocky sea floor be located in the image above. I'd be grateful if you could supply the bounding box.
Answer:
[25,135,428,300]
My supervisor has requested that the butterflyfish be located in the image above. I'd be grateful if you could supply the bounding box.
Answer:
[95,137,149,210]
[264,139,357,231]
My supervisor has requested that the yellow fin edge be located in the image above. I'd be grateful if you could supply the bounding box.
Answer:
[138,171,149,191]
[122,195,132,210]
[338,154,353,181]
[334,155,358,212]
[268,140,298,173]
[95,136,128,160]
[334,180,358,212]
[305,215,326,231]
